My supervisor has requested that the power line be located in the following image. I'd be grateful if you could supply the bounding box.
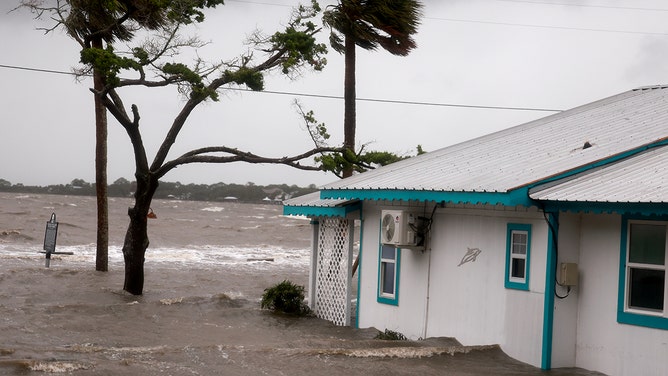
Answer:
[0,64,81,77]
[494,0,668,12]
[428,16,668,36]
[0,63,562,113]
[228,88,562,112]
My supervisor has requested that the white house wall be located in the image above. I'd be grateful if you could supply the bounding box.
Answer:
[357,203,430,338]
[356,202,549,368]
[575,213,668,376]
[551,213,582,368]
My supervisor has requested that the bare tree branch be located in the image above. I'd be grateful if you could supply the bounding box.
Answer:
[154,145,345,180]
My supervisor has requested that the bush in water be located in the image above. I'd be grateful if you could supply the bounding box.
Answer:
[261,280,311,315]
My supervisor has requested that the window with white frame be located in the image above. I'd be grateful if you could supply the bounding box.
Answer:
[505,223,531,291]
[625,221,666,313]
[378,244,400,305]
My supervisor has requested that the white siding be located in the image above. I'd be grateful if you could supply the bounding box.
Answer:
[357,203,549,367]
[575,214,668,376]
[551,213,582,367]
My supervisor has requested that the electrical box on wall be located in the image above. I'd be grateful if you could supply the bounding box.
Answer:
[559,262,578,286]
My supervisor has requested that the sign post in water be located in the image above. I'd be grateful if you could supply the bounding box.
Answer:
[42,213,73,267]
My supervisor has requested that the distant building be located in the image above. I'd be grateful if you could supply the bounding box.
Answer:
[284,86,668,376]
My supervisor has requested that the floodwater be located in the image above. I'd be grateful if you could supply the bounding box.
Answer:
[0,193,604,375]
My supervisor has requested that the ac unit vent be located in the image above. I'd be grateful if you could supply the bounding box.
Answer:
[381,210,423,248]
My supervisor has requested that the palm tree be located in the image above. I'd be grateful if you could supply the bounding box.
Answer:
[43,1,192,271]
[323,0,423,177]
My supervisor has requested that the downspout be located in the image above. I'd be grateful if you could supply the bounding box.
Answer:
[541,211,559,370]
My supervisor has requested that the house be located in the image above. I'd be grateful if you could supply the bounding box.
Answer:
[283,85,668,376]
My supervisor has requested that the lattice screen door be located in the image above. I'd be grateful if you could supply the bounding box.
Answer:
[312,217,353,326]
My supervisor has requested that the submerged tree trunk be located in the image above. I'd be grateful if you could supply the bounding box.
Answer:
[122,175,159,295]
[92,37,109,272]
[342,35,356,178]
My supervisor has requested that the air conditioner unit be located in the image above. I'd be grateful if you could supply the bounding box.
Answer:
[381,210,421,247]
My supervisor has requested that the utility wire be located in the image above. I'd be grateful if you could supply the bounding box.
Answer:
[0,63,563,113]
[494,0,668,12]
[429,16,668,36]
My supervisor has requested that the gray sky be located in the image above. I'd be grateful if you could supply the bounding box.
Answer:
[1,0,667,187]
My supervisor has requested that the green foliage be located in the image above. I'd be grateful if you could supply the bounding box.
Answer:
[224,67,264,91]
[164,0,225,24]
[261,280,311,315]
[375,329,407,341]
[323,0,423,56]
[163,62,219,101]
[80,46,139,85]
[269,0,328,74]
[315,146,425,179]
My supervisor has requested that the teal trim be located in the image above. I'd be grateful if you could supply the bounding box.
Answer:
[283,201,362,218]
[541,201,668,216]
[505,223,532,291]
[541,212,558,370]
[321,188,534,207]
[377,244,401,306]
[617,215,668,330]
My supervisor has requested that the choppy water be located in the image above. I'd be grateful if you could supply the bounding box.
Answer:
[0,193,604,375]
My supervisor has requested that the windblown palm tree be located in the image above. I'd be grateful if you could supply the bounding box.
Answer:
[323,0,423,177]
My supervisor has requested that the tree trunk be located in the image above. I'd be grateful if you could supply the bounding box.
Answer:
[92,37,109,272]
[342,35,356,178]
[122,176,158,295]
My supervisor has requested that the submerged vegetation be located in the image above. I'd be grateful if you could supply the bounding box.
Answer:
[261,280,311,316]
[375,329,408,341]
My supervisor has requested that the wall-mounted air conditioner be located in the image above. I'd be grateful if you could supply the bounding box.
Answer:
[380,210,423,247]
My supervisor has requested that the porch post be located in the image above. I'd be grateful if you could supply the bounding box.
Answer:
[309,219,319,310]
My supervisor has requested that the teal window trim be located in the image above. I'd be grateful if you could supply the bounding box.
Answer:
[617,215,668,330]
[377,244,401,306]
[505,223,532,291]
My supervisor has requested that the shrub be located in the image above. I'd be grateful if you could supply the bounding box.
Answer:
[375,329,407,341]
[261,280,310,315]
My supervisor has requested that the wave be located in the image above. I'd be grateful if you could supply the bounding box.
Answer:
[0,244,310,269]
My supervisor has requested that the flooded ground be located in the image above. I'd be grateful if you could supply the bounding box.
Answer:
[0,193,604,375]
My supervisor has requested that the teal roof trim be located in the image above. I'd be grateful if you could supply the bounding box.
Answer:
[540,201,668,216]
[320,188,535,207]
[283,201,362,218]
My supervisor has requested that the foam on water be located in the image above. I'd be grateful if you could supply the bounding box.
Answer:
[0,243,310,269]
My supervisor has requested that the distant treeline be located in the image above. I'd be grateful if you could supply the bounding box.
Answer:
[0,178,319,203]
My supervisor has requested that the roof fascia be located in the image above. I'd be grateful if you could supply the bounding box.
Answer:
[319,188,534,207]
[283,201,362,218]
[540,201,668,216]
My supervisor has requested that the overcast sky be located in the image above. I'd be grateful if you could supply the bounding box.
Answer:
[1,0,667,187]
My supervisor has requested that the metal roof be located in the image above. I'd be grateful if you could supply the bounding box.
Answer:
[282,192,360,217]
[529,145,668,203]
[323,86,668,194]
[283,191,356,207]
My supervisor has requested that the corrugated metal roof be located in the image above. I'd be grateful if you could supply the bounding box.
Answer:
[529,145,668,203]
[323,86,668,194]
[282,191,360,217]
[283,191,356,207]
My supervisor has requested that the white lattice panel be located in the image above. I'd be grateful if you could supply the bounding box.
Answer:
[313,218,352,326]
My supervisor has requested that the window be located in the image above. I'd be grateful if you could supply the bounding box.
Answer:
[505,223,531,291]
[378,244,400,305]
[618,218,668,329]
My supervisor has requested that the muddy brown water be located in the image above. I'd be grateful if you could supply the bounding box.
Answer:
[0,193,604,375]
